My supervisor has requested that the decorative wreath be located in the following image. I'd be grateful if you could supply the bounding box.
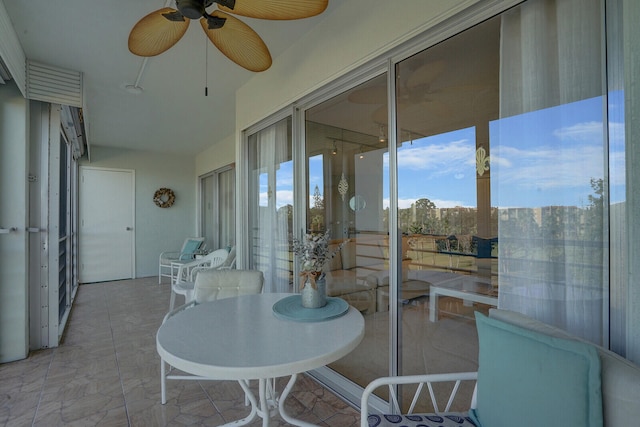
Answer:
[153,187,175,208]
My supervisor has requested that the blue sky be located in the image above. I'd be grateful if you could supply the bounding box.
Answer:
[389,95,624,209]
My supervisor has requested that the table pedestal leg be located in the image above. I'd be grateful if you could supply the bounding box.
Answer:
[221,375,318,427]
[160,359,167,404]
[220,380,259,426]
[278,374,317,427]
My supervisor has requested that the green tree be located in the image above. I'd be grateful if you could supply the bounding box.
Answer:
[414,198,437,234]
[312,185,324,209]
[308,185,324,231]
[415,198,436,211]
[585,177,604,240]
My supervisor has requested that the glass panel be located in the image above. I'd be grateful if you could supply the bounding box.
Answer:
[395,16,500,410]
[58,136,69,320]
[248,117,294,293]
[495,0,606,345]
[305,73,389,389]
[393,0,606,411]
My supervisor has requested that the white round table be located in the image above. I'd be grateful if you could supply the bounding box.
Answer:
[156,293,365,426]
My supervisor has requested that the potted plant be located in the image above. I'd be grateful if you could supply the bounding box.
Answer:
[292,230,346,308]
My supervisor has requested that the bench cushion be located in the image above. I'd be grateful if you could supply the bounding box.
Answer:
[470,312,603,427]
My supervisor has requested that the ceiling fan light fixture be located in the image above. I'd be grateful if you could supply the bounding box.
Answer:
[332,141,338,155]
[378,124,386,143]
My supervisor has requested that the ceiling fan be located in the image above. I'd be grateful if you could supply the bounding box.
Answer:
[128,0,329,72]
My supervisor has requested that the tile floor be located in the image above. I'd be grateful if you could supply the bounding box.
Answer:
[0,277,360,426]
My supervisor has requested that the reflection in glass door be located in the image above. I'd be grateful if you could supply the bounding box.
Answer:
[247,117,294,293]
[394,0,607,409]
[394,16,501,391]
[305,73,390,390]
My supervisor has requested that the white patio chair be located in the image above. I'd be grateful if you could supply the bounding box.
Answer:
[158,237,205,284]
[168,248,229,310]
[218,245,236,270]
[361,372,478,427]
[361,309,607,427]
[160,269,265,404]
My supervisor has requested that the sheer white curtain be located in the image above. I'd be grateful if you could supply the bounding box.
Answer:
[496,0,606,344]
[251,118,292,293]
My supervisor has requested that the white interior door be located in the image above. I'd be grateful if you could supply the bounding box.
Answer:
[79,167,135,283]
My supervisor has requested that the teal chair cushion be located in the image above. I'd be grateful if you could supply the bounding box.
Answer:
[179,239,202,260]
[469,312,603,427]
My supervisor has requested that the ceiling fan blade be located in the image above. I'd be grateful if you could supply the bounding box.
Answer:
[128,8,190,57]
[405,59,446,89]
[217,0,328,20]
[348,86,387,105]
[200,11,272,72]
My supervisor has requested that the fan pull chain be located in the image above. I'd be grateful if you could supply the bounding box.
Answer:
[205,39,209,97]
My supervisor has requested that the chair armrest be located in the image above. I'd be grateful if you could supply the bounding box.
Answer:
[160,251,195,262]
[176,259,212,282]
[360,372,478,427]
[189,265,211,281]
[162,300,197,324]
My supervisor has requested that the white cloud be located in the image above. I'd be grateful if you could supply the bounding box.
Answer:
[259,189,294,208]
[553,121,603,142]
[396,139,476,179]
[491,144,604,191]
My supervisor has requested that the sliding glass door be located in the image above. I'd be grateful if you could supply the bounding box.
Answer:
[393,14,502,386]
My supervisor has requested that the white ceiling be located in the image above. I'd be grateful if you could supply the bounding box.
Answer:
[3,0,339,156]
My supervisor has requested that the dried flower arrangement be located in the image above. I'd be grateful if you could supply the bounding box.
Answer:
[291,230,347,289]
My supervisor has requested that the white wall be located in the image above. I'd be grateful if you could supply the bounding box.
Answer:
[195,133,235,177]
[80,146,196,278]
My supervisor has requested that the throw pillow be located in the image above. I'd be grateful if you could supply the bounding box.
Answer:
[469,312,602,427]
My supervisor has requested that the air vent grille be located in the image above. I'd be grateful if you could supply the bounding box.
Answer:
[26,60,83,107]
